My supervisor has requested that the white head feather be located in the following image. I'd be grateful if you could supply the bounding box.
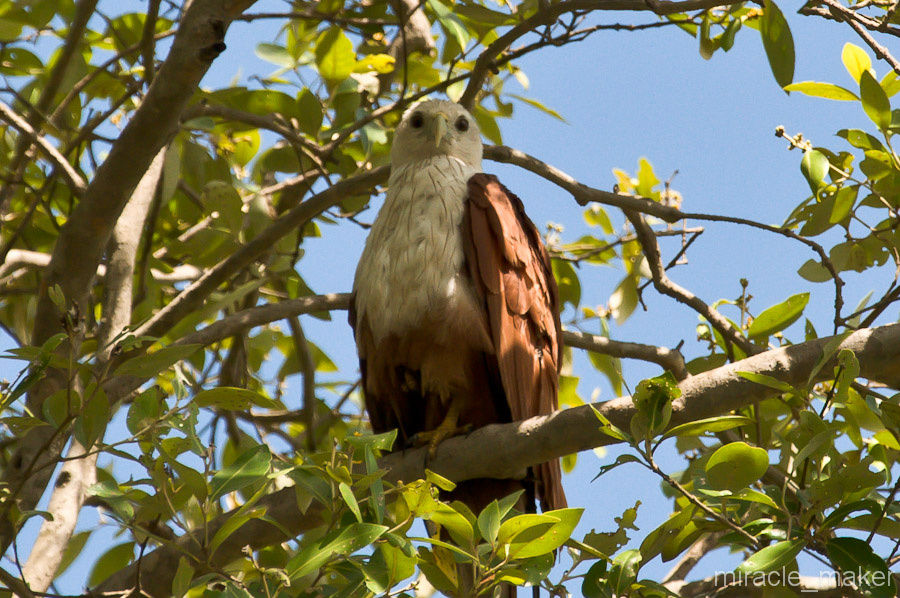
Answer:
[391,100,483,170]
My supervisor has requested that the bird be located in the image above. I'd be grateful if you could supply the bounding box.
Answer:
[349,100,566,591]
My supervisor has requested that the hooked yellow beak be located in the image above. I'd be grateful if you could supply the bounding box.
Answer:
[426,111,451,149]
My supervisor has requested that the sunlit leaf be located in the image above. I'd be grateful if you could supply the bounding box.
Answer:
[315,27,356,81]
[736,539,804,573]
[859,70,892,130]
[210,445,271,500]
[705,441,769,491]
[760,0,794,89]
[783,81,858,101]
[842,42,872,83]
[747,292,809,339]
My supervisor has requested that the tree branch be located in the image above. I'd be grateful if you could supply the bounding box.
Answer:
[120,292,688,386]
[0,0,98,212]
[0,249,201,287]
[815,0,900,74]
[19,149,166,591]
[1,0,255,553]
[562,330,688,379]
[92,321,900,597]
[484,145,683,222]
[0,101,87,195]
[458,0,746,108]
[625,210,757,358]
[131,167,387,341]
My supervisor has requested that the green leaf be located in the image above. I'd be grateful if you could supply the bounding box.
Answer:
[731,488,780,510]
[0,416,50,435]
[126,387,165,435]
[171,557,195,598]
[194,387,277,410]
[662,415,753,440]
[477,500,501,544]
[339,482,363,522]
[501,508,583,558]
[593,407,630,442]
[287,523,388,579]
[552,258,581,310]
[296,88,323,135]
[882,70,900,97]
[699,16,715,60]
[797,259,833,282]
[255,42,294,68]
[509,94,566,122]
[827,537,895,597]
[89,542,135,586]
[609,276,637,325]
[783,81,858,101]
[74,391,109,448]
[705,441,769,491]
[429,503,475,546]
[584,204,614,234]
[860,70,892,130]
[582,560,608,597]
[210,445,271,500]
[747,292,809,339]
[208,506,266,556]
[737,371,794,393]
[736,539,804,573]
[114,344,202,378]
[472,105,502,144]
[800,149,829,192]
[424,469,456,492]
[760,0,795,89]
[315,27,356,81]
[378,544,417,585]
[830,185,857,224]
[58,530,91,577]
[609,549,642,595]
[427,0,470,50]
[837,128,885,151]
[842,42,872,83]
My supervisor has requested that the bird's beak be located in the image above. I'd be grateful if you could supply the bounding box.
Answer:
[427,111,451,149]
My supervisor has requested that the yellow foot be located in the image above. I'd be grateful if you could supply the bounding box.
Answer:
[412,422,472,458]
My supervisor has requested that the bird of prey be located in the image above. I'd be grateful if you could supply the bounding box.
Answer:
[350,100,566,518]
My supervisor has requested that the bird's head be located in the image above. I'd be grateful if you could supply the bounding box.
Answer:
[391,100,482,170]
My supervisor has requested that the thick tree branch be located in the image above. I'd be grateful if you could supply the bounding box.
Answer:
[93,321,900,597]
[1,0,255,553]
[20,149,166,591]
[18,441,97,592]
[669,575,849,597]
[30,0,241,347]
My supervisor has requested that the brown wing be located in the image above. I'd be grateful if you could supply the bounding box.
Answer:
[463,173,566,512]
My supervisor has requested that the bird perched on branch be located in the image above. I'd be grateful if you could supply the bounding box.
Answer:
[350,99,566,525]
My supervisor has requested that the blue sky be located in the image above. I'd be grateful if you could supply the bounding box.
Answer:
[2,0,895,592]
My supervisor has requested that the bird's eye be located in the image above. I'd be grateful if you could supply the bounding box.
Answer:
[455,116,469,132]
[409,112,424,128]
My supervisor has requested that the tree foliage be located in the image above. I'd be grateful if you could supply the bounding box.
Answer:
[1,0,900,597]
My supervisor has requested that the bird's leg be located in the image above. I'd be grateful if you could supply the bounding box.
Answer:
[412,395,471,458]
